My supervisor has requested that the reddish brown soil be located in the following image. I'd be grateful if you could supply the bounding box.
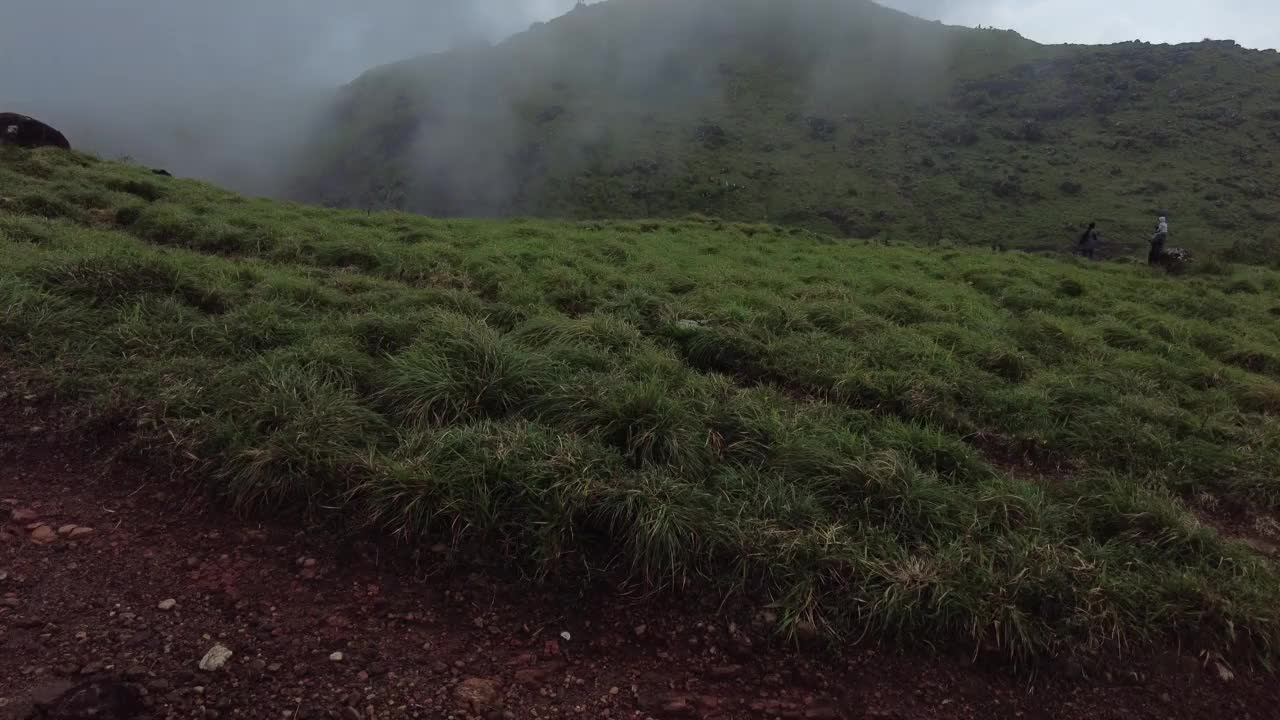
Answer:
[2,387,1278,720]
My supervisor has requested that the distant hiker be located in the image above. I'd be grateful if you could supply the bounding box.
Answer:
[1077,222,1100,259]
[1148,216,1169,265]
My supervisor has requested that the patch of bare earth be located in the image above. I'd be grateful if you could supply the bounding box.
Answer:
[1,385,1277,720]
[1191,492,1280,563]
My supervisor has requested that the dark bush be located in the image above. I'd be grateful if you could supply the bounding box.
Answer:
[806,116,837,142]
[1134,66,1162,82]
[1058,279,1086,297]
[105,178,166,202]
[938,122,980,147]
[694,123,729,149]
[114,205,144,226]
[16,194,86,222]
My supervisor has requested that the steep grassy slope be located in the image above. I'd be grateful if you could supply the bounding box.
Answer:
[6,146,1280,660]
[294,0,1280,257]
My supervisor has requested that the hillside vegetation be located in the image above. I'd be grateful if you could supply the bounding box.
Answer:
[293,0,1280,258]
[6,146,1280,660]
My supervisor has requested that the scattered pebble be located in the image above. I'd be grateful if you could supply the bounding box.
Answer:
[454,677,500,710]
[30,525,56,544]
[199,644,233,672]
[57,524,78,536]
[10,508,38,523]
[330,651,345,662]
[69,527,95,539]
[158,598,177,611]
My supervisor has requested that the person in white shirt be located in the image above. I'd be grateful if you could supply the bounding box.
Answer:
[1148,216,1169,265]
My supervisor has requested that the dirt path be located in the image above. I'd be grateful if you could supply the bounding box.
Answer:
[1,390,1277,720]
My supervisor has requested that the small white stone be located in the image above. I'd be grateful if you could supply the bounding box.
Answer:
[329,651,345,662]
[158,599,177,611]
[199,644,233,671]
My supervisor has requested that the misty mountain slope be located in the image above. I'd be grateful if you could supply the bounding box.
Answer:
[8,145,1280,659]
[293,0,1280,255]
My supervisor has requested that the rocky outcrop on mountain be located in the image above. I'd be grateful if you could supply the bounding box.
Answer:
[0,113,71,150]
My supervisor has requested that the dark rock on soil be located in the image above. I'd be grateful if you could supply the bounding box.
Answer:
[27,678,147,719]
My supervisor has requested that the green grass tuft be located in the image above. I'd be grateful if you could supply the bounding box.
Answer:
[5,146,1280,662]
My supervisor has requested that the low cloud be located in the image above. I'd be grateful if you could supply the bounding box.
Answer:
[0,0,579,192]
[1,0,1274,196]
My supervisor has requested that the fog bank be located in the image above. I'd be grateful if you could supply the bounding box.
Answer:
[2,0,1274,196]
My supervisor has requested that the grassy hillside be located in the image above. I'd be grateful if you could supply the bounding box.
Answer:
[292,0,1280,258]
[6,146,1280,661]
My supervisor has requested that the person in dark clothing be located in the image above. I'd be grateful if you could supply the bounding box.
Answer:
[1148,216,1169,265]
[1077,222,1100,259]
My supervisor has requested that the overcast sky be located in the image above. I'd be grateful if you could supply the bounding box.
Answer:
[892,0,1279,50]
[1,1,1274,115]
